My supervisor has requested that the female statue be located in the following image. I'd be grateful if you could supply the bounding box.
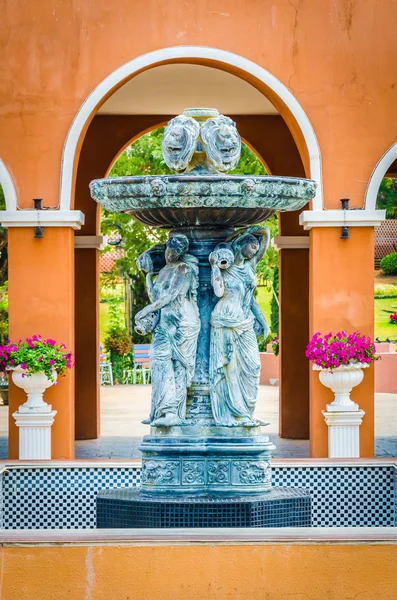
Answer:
[209,226,270,426]
[135,234,200,426]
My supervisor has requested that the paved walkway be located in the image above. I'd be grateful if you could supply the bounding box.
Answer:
[0,385,396,459]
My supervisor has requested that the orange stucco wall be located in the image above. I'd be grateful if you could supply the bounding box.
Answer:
[1,1,396,210]
[0,1,390,457]
[310,227,375,457]
[2,542,397,599]
[7,228,75,459]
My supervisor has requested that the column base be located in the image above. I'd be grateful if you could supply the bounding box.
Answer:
[13,410,57,459]
[322,409,365,458]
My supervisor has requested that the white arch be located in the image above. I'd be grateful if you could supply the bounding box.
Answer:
[0,158,17,211]
[365,141,397,211]
[60,46,323,211]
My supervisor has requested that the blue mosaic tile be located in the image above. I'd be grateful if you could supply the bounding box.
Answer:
[272,466,395,527]
[1,464,394,529]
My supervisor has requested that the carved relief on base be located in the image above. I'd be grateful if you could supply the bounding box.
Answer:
[141,456,273,490]
[231,460,271,485]
[141,460,180,485]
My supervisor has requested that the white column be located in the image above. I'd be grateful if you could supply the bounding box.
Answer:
[322,407,365,458]
[13,409,57,459]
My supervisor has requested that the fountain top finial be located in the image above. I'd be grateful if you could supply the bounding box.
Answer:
[182,107,220,120]
[162,108,241,174]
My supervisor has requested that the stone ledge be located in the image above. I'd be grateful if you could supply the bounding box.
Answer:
[0,209,85,230]
[2,527,397,546]
[299,209,386,230]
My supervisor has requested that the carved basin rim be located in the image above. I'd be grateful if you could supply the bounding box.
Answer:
[90,174,317,216]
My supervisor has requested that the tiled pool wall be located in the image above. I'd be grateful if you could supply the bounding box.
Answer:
[0,462,395,529]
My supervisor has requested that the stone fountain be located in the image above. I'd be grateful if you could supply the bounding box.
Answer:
[90,108,316,528]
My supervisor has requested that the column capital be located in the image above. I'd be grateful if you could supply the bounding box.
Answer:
[299,209,385,230]
[74,235,107,249]
[272,236,309,250]
[0,209,85,230]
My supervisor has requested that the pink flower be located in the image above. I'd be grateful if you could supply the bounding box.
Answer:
[38,356,43,362]
[49,359,55,366]
[20,363,27,369]
[46,339,56,346]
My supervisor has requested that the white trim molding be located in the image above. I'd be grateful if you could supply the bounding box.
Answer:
[74,235,107,249]
[272,236,309,250]
[0,158,18,211]
[0,210,85,230]
[60,46,323,212]
[365,141,397,211]
[299,209,386,230]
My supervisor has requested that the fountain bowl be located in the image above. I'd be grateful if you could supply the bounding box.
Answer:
[89,174,316,228]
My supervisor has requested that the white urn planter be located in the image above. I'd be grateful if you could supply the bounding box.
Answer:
[314,362,369,412]
[11,368,57,460]
[314,362,368,458]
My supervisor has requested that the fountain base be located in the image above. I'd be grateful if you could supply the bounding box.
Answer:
[97,487,311,529]
[138,426,275,495]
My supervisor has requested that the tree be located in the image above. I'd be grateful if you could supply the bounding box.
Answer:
[377,177,397,219]
[101,127,277,339]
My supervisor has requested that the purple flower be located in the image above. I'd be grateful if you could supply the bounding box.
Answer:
[49,359,55,366]
[20,363,27,369]
[46,339,56,346]
[38,356,43,362]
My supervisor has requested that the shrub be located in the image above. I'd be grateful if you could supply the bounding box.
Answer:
[380,252,397,274]
[104,326,132,356]
[374,284,397,298]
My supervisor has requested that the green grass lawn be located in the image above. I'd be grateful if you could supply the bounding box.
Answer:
[100,302,111,343]
[375,297,397,340]
[256,285,272,326]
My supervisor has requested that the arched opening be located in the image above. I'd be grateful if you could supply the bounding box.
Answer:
[61,47,322,212]
[72,56,314,458]
[365,144,397,457]
[0,160,18,457]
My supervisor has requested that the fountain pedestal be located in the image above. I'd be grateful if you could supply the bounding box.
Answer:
[90,108,315,528]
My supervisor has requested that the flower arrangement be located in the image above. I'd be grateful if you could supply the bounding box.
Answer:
[271,337,279,357]
[389,313,397,324]
[0,335,73,382]
[305,331,377,370]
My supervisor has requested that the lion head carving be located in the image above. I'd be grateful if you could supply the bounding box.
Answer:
[200,115,241,172]
[162,115,200,172]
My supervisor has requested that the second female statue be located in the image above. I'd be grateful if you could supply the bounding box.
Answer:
[209,226,270,427]
[135,234,200,426]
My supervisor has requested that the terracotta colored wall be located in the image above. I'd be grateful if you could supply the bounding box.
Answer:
[310,227,375,457]
[7,228,75,459]
[2,543,397,599]
[1,1,396,210]
[0,1,389,455]
[279,248,310,439]
[259,352,279,384]
[75,248,100,440]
